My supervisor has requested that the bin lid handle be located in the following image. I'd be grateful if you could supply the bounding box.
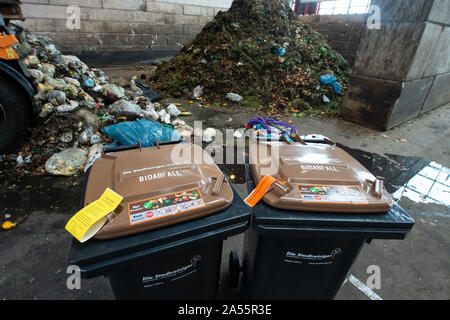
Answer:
[283,134,336,146]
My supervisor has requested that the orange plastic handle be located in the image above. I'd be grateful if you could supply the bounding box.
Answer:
[0,34,18,47]
[244,175,277,207]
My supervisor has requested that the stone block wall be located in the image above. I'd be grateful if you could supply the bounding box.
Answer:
[343,0,450,130]
[20,0,233,66]
[298,14,366,66]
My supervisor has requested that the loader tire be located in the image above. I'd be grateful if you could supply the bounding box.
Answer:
[0,74,32,154]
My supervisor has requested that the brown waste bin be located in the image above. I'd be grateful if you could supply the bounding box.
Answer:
[69,141,251,299]
[229,135,414,299]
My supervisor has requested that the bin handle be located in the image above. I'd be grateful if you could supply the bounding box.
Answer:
[366,178,382,199]
[103,143,140,154]
[103,139,183,154]
[281,134,336,146]
[212,176,224,196]
[299,134,336,146]
[373,179,382,199]
[271,181,289,196]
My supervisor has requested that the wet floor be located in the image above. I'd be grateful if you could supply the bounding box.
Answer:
[339,144,449,213]
[0,170,83,229]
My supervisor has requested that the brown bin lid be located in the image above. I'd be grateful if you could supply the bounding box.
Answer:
[249,137,393,213]
[84,143,233,239]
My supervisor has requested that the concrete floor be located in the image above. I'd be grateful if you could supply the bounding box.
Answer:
[0,84,449,300]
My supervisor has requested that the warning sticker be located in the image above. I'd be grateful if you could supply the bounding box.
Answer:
[297,185,368,204]
[6,48,16,59]
[128,189,205,225]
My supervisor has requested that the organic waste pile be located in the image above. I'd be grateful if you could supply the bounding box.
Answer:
[149,0,350,116]
[0,21,198,177]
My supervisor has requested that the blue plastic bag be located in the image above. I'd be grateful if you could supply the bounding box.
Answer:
[320,75,337,85]
[273,47,286,56]
[331,81,342,94]
[102,119,181,147]
[83,77,94,88]
[319,74,342,94]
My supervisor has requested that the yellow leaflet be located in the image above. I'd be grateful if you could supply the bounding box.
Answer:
[65,188,123,243]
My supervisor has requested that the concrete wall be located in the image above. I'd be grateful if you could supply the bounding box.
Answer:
[298,14,365,66]
[20,0,233,66]
[342,0,450,130]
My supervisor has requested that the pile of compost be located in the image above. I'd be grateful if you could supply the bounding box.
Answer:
[149,0,350,116]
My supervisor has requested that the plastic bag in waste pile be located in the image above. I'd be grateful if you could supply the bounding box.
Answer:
[320,75,342,95]
[102,119,181,147]
[135,80,163,102]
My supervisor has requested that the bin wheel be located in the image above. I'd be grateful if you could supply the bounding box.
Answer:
[229,250,240,288]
